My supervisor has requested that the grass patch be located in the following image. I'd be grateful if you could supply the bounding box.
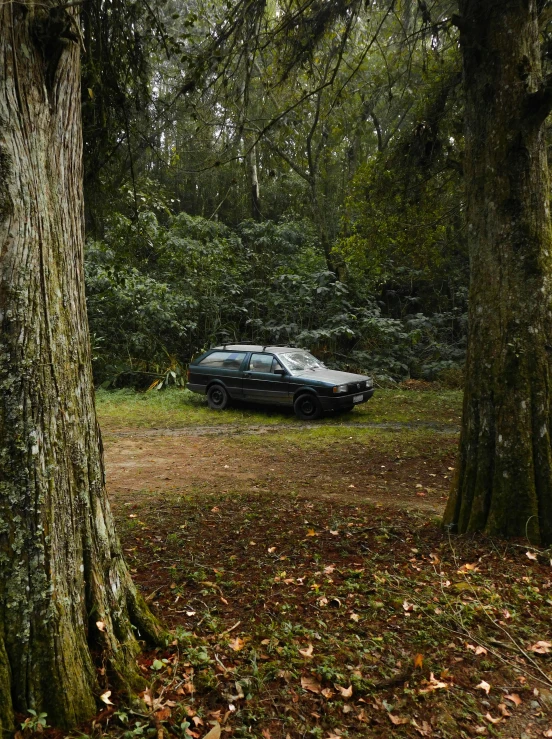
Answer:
[96,387,463,430]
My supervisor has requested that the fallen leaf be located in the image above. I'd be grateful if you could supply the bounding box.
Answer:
[457,563,479,573]
[485,713,501,724]
[261,730,271,739]
[202,723,221,739]
[402,600,415,612]
[342,705,353,714]
[414,653,424,669]
[543,730,552,738]
[497,704,511,717]
[526,551,538,560]
[155,707,171,722]
[299,644,314,658]
[306,529,316,537]
[419,673,449,693]
[268,547,276,553]
[476,680,491,695]
[318,596,329,606]
[504,693,522,706]
[324,565,335,574]
[321,688,334,699]
[530,641,552,654]
[388,714,409,725]
[301,676,321,694]
[350,613,360,622]
[335,684,353,698]
[411,719,432,736]
[96,621,106,632]
[228,637,245,652]
[466,643,487,655]
[100,690,114,705]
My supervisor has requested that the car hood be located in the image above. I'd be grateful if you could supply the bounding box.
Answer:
[291,368,372,385]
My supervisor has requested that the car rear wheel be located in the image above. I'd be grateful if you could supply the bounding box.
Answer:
[207,384,229,410]
[294,393,322,420]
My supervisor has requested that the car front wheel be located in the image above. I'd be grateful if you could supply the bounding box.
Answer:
[207,384,229,410]
[294,393,322,420]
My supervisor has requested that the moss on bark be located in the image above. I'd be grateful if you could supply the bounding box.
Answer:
[443,0,552,545]
[0,1,166,729]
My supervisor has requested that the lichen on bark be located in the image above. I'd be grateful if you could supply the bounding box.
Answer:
[0,1,164,729]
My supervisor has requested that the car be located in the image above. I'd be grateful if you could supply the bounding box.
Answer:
[186,344,374,420]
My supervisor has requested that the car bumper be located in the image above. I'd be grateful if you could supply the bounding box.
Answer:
[319,388,374,411]
[187,383,206,395]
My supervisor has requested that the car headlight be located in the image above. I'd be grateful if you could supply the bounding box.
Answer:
[333,384,349,393]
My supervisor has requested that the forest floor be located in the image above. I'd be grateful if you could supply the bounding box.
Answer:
[83,388,552,739]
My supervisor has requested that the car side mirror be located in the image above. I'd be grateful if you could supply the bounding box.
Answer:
[273,368,287,375]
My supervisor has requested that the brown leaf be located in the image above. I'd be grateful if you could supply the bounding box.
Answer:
[476,680,491,695]
[228,637,245,652]
[100,691,114,706]
[321,688,334,699]
[414,653,424,669]
[530,641,552,654]
[504,693,522,706]
[261,730,271,739]
[485,713,501,725]
[299,644,314,658]
[202,723,221,739]
[526,551,538,560]
[335,684,353,698]
[96,620,106,632]
[388,714,409,725]
[497,704,511,717]
[155,708,171,722]
[301,676,321,694]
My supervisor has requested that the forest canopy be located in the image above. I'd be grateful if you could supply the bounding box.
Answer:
[83,0,468,388]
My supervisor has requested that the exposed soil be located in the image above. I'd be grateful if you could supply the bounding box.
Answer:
[104,427,457,513]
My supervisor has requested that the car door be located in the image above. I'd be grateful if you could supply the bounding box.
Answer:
[194,350,247,398]
[242,353,290,404]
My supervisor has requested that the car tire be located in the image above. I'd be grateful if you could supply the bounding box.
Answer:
[294,393,322,421]
[207,384,229,410]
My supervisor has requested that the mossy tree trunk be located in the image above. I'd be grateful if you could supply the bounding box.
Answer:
[0,2,163,732]
[444,0,552,544]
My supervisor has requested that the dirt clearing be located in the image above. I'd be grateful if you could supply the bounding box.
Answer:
[104,425,457,513]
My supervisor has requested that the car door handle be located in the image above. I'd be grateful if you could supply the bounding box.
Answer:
[243,372,252,377]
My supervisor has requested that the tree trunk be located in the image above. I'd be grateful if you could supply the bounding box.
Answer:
[0,3,162,731]
[246,143,262,221]
[444,0,552,544]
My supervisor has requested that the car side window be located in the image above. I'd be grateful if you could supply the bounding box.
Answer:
[199,351,246,369]
[249,353,275,372]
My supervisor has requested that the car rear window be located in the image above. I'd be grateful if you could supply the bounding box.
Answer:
[199,351,246,369]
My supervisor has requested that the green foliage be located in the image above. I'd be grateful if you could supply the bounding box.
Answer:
[86,205,466,386]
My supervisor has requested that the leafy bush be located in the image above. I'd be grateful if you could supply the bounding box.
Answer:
[85,211,466,387]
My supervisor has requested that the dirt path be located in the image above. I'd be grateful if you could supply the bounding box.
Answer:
[104,423,457,513]
[105,419,459,438]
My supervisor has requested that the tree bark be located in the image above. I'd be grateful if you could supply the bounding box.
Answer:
[444,0,552,544]
[0,2,163,731]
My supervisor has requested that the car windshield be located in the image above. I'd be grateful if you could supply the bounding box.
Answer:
[278,351,325,371]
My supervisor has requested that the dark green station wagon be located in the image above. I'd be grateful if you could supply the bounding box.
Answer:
[187,344,374,420]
